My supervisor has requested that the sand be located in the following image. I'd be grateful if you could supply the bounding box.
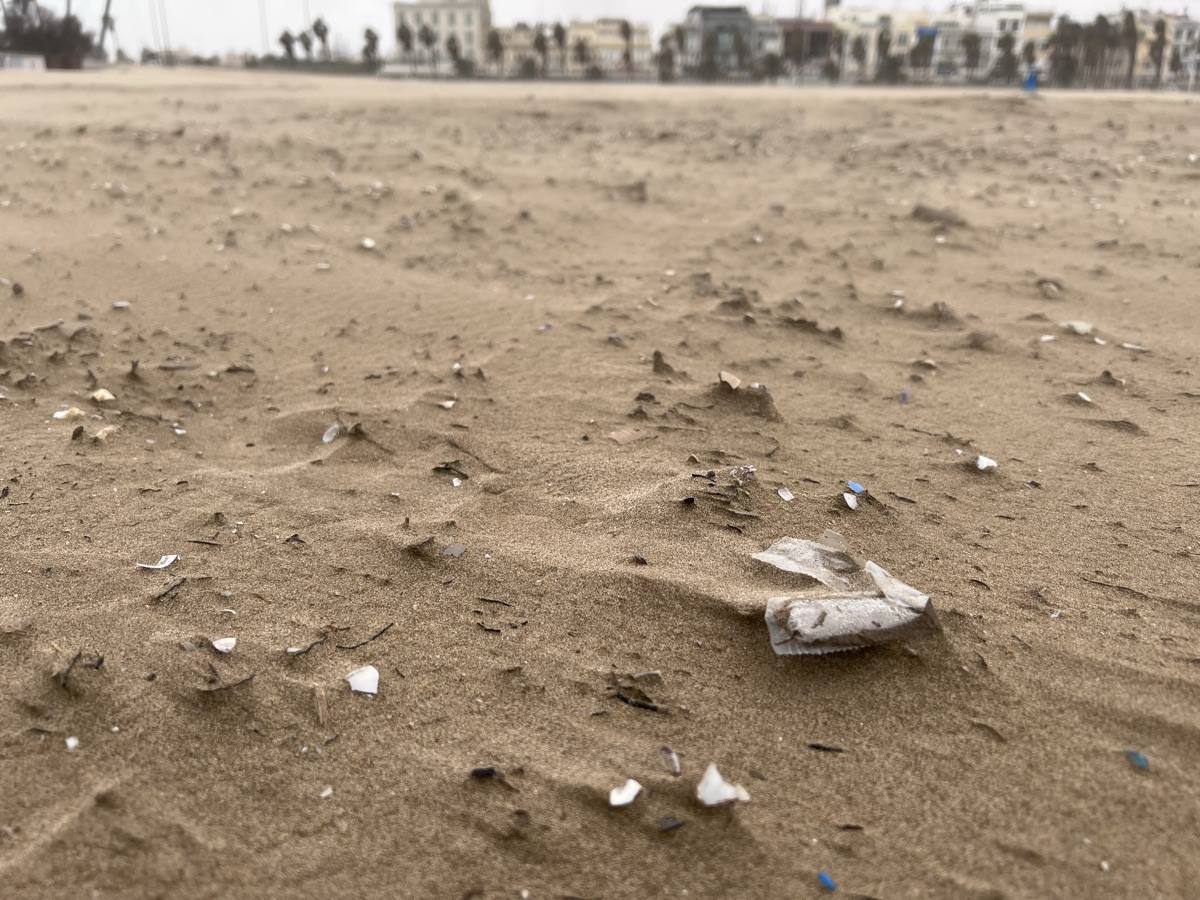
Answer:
[1,68,1197,898]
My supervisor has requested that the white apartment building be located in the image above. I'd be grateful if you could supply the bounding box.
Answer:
[565,19,652,74]
[393,0,492,65]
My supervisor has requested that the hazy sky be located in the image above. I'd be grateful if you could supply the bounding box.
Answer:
[58,0,1165,58]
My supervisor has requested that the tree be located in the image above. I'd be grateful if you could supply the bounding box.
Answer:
[363,28,379,68]
[572,36,590,69]
[486,28,503,75]
[313,17,329,60]
[851,34,866,75]
[1047,15,1082,87]
[1149,18,1166,87]
[1169,45,1183,80]
[875,28,891,79]
[994,32,1018,84]
[909,32,934,77]
[298,30,313,61]
[553,22,566,72]
[674,25,687,66]
[279,29,296,62]
[1082,14,1113,88]
[699,32,718,80]
[619,19,633,77]
[397,22,414,71]
[0,3,95,68]
[446,33,460,66]
[657,35,675,82]
[418,23,437,73]
[733,29,748,71]
[762,51,783,82]
[533,28,548,75]
[1022,39,1036,71]
[961,31,981,78]
[97,0,114,58]
[1121,12,1138,88]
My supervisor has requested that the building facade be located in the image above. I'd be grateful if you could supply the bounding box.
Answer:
[779,18,837,70]
[752,14,783,58]
[680,6,756,73]
[393,0,491,66]
[565,18,652,74]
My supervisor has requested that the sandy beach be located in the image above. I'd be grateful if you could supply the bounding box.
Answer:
[1,68,1197,898]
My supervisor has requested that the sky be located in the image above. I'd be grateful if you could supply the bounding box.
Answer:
[49,0,1181,58]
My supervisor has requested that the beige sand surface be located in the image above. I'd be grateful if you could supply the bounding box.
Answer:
[1,68,1198,898]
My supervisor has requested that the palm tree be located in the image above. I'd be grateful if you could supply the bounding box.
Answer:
[619,19,633,77]
[1047,15,1082,87]
[657,34,675,82]
[909,32,935,80]
[1149,18,1167,87]
[553,22,566,72]
[418,24,437,74]
[98,0,114,56]
[961,30,980,79]
[279,29,296,62]
[363,28,379,68]
[486,29,504,76]
[533,28,548,75]
[298,30,313,61]
[733,29,748,72]
[995,32,1017,83]
[851,34,866,77]
[875,28,891,79]
[312,17,329,60]
[1121,12,1138,88]
[699,32,718,80]
[572,36,590,71]
[397,22,414,71]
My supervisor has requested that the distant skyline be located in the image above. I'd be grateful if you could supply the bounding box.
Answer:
[48,0,1188,58]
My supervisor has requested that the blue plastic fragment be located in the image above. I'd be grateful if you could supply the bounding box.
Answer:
[1126,749,1149,771]
[818,869,837,892]
[899,386,912,404]
[846,480,865,494]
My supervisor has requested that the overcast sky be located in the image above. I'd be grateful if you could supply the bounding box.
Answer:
[58,0,1173,58]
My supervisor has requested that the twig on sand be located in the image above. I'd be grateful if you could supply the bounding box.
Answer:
[335,622,395,650]
[152,577,187,602]
[54,649,104,690]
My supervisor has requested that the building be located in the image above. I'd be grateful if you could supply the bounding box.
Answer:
[565,18,652,75]
[393,0,491,67]
[779,18,837,70]
[1,52,46,70]
[937,1,1052,75]
[493,23,539,74]
[1173,15,1200,87]
[831,1,1054,81]
[680,6,755,73]
[752,14,783,58]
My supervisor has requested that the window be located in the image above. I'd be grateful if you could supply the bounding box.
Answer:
[465,12,472,25]
[432,12,439,24]
[448,12,456,25]
[415,12,422,23]
[465,30,474,48]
